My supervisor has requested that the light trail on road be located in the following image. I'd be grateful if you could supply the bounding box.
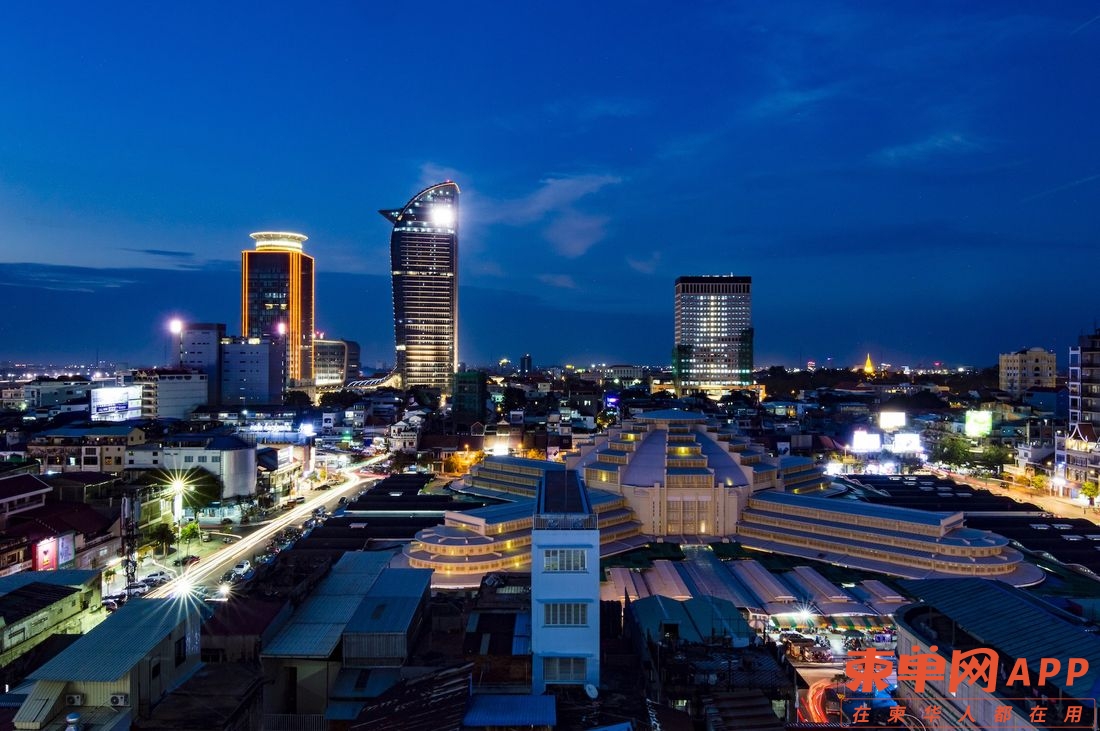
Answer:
[147,455,387,598]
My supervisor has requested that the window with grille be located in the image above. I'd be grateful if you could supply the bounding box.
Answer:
[543,548,587,572]
[543,656,587,682]
[544,602,588,626]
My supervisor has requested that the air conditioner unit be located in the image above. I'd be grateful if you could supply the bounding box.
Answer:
[64,694,83,706]
[108,694,129,707]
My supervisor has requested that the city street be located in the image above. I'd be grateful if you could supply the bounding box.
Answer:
[144,458,383,599]
[932,469,1100,527]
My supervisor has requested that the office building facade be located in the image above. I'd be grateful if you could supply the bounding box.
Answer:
[1058,328,1100,495]
[673,275,753,392]
[179,322,226,405]
[381,182,459,393]
[314,339,361,388]
[999,346,1056,398]
[242,232,315,386]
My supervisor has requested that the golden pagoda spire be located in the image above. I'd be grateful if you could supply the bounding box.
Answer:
[864,353,875,375]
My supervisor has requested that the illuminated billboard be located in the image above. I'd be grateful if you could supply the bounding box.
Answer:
[964,410,993,438]
[878,411,907,430]
[91,386,143,422]
[851,430,883,453]
[889,433,923,453]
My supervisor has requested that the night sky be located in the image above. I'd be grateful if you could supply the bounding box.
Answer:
[2,2,1098,370]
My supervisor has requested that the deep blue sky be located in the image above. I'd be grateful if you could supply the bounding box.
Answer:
[2,2,1098,370]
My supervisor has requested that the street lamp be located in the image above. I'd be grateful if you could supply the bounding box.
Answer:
[172,478,187,560]
[168,318,183,368]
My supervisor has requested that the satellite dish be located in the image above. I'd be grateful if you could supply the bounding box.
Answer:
[584,683,599,700]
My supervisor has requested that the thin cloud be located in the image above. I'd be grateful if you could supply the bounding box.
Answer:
[1020,173,1100,203]
[1071,13,1100,35]
[121,248,195,260]
[417,162,464,190]
[476,174,623,258]
[747,85,840,118]
[550,97,651,121]
[544,212,611,258]
[537,273,577,289]
[502,174,622,224]
[874,133,984,165]
[626,251,662,274]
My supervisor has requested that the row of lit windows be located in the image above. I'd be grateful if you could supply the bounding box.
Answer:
[543,549,587,572]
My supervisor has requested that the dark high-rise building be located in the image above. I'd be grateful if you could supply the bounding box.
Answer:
[520,354,533,377]
[453,369,488,433]
[242,232,315,385]
[381,182,459,394]
[220,336,284,405]
[673,275,753,392]
[179,322,225,405]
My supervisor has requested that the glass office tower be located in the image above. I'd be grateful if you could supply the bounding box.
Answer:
[381,182,459,394]
[241,232,315,385]
[674,275,753,389]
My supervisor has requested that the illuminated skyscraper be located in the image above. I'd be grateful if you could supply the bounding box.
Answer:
[673,275,753,392]
[381,182,459,393]
[241,232,315,385]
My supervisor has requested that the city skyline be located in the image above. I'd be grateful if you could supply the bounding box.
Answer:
[1,3,1098,369]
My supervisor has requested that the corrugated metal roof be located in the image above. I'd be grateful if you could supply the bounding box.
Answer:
[463,694,556,726]
[368,569,431,598]
[325,701,366,720]
[898,578,1100,699]
[263,622,345,658]
[29,598,203,682]
[754,491,956,527]
[0,570,98,594]
[345,596,421,635]
[262,552,396,658]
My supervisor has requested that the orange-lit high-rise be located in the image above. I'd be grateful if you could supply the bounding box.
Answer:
[241,232,315,385]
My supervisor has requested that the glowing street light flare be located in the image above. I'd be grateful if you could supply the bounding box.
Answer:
[169,318,183,335]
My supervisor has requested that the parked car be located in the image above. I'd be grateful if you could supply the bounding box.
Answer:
[173,554,200,567]
[124,582,150,595]
[143,571,172,585]
[232,560,252,576]
[200,532,212,542]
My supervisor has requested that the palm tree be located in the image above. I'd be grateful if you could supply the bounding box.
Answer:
[149,522,176,556]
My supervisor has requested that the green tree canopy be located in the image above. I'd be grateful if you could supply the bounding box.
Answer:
[319,390,363,409]
[179,521,202,549]
[148,522,176,555]
[284,390,313,408]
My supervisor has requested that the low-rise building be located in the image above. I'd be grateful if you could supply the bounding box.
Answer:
[894,578,1100,730]
[27,425,146,475]
[12,597,204,730]
[260,553,432,727]
[125,434,257,501]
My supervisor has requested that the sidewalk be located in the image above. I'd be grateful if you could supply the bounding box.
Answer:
[933,470,1100,526]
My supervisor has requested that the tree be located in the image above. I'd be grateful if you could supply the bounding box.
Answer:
[977,444,1011,471]
[148,522,176,556]
[319,390,363,409]
[1081,480,1099,505]
[284,390,313,408]
[1030,474,1049,493]
[179,521,202,552]
[931,436,970,467]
